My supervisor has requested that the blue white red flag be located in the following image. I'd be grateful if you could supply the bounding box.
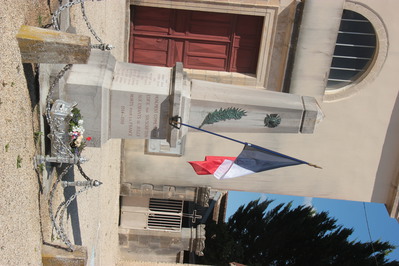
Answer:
[189,144,308,179]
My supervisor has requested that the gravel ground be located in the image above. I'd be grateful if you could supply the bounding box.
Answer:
[0,1,55,265]
[0,1,125,265]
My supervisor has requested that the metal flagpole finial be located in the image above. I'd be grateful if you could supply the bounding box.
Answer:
[308,163,322,169]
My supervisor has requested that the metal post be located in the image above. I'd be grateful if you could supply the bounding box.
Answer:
[61,180,102,188]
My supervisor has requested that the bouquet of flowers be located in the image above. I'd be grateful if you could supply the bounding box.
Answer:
[68,107,91,154]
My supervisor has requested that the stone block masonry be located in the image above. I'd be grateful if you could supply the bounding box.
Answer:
[17,25,91,64]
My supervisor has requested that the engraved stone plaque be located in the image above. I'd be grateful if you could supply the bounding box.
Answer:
[109,63,171,139]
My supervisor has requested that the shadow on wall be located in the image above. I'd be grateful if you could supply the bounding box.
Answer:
[22,63,40,111]
[373,92,399,206]
[56,165,82,245]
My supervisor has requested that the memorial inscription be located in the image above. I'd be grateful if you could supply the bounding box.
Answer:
[117,93,161,138]
[109,63,171,139]
[113,68,169,88]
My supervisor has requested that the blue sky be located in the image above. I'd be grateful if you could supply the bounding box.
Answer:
[226,191,399,261]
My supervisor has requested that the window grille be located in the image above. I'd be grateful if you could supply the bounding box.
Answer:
[148,198,183,231]
[327,10,376,89]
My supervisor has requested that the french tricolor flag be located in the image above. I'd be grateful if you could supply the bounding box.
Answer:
[189,144,309,179]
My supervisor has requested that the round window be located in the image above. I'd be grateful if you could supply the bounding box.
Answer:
[324,3,388,102]
[327,10,376,90]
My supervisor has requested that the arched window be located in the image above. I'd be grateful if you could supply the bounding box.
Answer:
[327,10,376,90]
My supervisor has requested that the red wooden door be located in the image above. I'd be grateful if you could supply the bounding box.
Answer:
[129,6,263,74]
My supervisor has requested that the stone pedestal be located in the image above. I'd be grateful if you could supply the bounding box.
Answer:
[64,50,115,147]
[62,51,191,155]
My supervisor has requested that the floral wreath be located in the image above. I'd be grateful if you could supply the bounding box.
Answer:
[68,107,91,154]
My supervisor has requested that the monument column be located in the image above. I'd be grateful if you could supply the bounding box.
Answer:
[188,80,323,134]
[63,51,322,157]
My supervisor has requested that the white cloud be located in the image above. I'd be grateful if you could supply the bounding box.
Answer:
[259,193,267,202]
[303,197,317,214]
[303,197,313,207]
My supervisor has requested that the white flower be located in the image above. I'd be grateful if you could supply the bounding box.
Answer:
[72,125,85,133]
[78,119,84,125]
[74,135,84,147]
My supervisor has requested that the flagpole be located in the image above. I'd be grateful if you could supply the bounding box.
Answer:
[171,118,248,146]
[169,116,322,169]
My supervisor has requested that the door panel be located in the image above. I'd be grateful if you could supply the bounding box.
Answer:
[133,36,168,51]
[187,41,228,55]
[185,41,228,70]
[130,6,263,74]
[231,15,263,73]
[234,48,257,72]
[133,50,168,66]
[190,11,232,23]
[186,56,226,70]
[172,40,184,63]
[189,23,231,38]
[133,7,171,34]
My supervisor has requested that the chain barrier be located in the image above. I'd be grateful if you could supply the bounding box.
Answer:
[52,0,114,50]
[80,2,101,44]
[40,0,112,252]
[45,64,103,251]
[48,164,96,251]
[44,63,102,252]
[55,185,92,250]
[77,162,91,181]
[48,165,75,251]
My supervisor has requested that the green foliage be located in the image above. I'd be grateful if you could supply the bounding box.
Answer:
[199,107,247,128]
[16,155,22,168]
[37,163,45,174]
[33,131,43,145]
[69,107,83,129]
[5,143,9,152]
[198,221,236,266]
[69,107,87,153]
[200,199,399,266]
[38,15,43,27]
